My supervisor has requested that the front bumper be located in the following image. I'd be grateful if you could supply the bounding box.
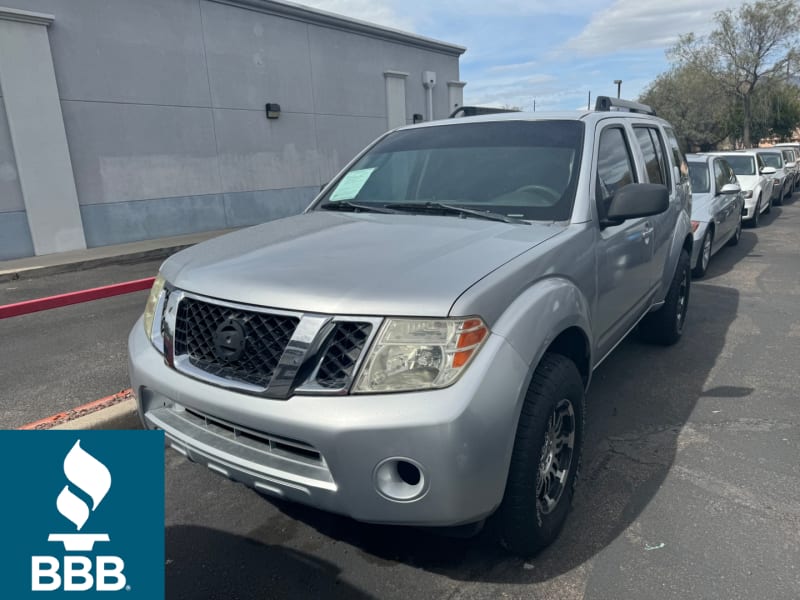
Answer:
[128,318,529,526]
[691,222,709,266]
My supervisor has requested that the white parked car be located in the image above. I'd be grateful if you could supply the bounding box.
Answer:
[705,151,775,227]
[755,149,790,205]
[773,144,800,190]
[686,154,744,277]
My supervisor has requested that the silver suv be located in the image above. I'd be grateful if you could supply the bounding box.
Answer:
[129,97,692,555]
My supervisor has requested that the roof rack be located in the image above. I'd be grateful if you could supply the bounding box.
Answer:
[594,96,656,116]
[449,106,520,118]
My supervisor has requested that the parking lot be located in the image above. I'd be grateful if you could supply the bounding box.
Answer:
[2,197,799,599]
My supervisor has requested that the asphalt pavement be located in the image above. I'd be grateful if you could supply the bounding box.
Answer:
[0,259,162,427]
[2,199,799,598]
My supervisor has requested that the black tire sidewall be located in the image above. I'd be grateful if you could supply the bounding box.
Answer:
[497,353,585,556]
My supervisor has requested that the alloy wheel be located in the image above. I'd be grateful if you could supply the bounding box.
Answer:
[537,398,576,515]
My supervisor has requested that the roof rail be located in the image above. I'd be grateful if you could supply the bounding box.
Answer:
[595,96,655,116]
[449,106,520,118]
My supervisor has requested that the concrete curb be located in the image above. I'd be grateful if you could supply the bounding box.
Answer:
[0,244,190,283]
[52,398,142,430]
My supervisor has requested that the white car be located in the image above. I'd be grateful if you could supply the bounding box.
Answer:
[773,143,800,189]
[705,151,775,227]
[755,149,790,205]
[776,147,797,191]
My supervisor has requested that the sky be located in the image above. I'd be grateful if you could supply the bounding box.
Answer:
[295,0,753,111]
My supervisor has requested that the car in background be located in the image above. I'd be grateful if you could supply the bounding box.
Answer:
[780,148,800,194]
[686,154,744,277]
[773,142,800,189]
[705,150,775,227]
[755,149,790,205]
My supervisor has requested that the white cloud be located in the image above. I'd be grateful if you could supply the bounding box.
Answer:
[563,0,750,56]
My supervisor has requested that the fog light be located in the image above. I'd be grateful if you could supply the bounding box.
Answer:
[374,458,427,501]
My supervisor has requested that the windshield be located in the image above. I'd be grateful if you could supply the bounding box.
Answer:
[721,155,755,176]
[760,153,783,168]
[316,120,585,221]
[688,162,710,193]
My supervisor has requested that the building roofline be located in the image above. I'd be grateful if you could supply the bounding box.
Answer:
[0,6,54,26]
[209,0,466,56]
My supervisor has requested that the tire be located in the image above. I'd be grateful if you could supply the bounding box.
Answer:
[639,249,690,346]
[749,197,761,228]
[727,212,742,246]
[692,229,712,278]
[496,353,585,556]
[774,187,783,206]
[765,194,772,214]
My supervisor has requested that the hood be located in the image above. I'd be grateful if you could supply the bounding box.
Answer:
[733,174,759,191]
[162,211,562,316]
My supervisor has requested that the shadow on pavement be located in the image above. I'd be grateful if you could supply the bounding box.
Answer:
[261,281,740,585]
[166,525,376,600]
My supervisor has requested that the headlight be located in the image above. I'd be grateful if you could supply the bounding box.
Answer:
[143,274,166,343]
[353,317,489,393]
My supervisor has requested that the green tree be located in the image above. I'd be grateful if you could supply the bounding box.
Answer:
[674,0,800,147]
[640,59,732,151]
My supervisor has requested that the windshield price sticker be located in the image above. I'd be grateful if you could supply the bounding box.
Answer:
[329,168,376,201]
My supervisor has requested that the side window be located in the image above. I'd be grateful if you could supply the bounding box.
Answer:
[596,126,637,216]
[756,154,764,172]
[724,161,737,184]
[633,126,669,186]
[713,160,727,193]
[663,126,688,183]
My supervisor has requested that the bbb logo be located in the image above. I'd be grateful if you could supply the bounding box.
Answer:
[32,440,127,591]
[0,431,164,599]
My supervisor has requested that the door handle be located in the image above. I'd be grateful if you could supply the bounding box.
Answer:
[642,223,654,244]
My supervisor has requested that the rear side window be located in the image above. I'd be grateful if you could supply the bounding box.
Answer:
[596,126,636,215]
[713,160,727,193]
[634,126,669,185]
[688,162,710,193]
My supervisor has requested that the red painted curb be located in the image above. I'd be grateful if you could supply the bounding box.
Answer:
[17,389,134,430]
[0,277,155,319]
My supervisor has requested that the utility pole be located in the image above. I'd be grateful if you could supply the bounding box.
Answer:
[588,91,591,110]
[614,79,622,98]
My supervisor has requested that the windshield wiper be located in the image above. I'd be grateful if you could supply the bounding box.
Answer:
[390,202,529,225]
[318,201,399,214]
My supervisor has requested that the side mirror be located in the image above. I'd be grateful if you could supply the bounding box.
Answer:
[761,166,777,175]
[601,183,669,228]
[720,183,741,195]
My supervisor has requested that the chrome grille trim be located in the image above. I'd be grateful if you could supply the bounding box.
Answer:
[161,289,381,397]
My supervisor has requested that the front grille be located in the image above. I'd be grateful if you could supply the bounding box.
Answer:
[174,297,298,389]
[316,322,373,388]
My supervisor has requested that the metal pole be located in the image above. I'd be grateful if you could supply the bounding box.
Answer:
[614,79,622,98]
[588,91,591,110]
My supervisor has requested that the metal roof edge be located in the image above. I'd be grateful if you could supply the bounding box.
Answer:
[208,0,466,56]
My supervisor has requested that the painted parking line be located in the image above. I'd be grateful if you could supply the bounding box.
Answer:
[0,277,155,319]
[17,388,134,430]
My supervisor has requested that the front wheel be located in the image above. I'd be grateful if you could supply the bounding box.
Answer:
[750,197,761,228]
[692,229,712,278]
[639,249,691,346]
[496,353,585,556]
[727,212,742,246]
